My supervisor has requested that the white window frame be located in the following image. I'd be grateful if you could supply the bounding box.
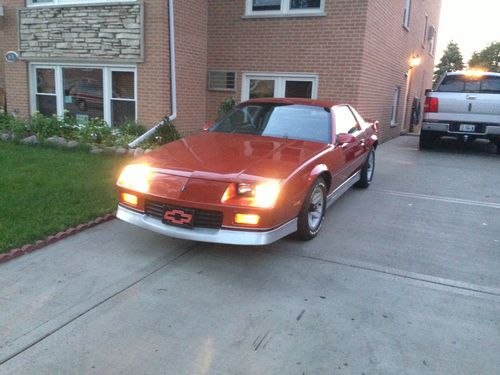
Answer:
[241,72,319,101]
[27,0,136,7]
[29,62,137,127]
[403,0,411,29]
[390,86,401,127]
[245,0,325,17]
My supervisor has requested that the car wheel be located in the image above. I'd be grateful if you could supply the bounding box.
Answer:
[355,148,375,189]
[297,177,327,241]
[419,129,436,149]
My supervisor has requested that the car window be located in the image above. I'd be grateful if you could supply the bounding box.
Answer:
[334,106,360,134]
[438,75,500,93]
[349,107,367,130]
[211,103,332,144]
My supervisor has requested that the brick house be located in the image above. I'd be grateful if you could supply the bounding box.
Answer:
[0,0,441,141]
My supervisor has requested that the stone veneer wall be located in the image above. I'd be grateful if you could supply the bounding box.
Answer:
[18,3,143,61]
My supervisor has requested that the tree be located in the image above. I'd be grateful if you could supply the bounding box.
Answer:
[434,41,465,82]
[468,41,500,72]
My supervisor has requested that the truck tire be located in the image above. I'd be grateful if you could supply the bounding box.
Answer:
[419,130,436,149]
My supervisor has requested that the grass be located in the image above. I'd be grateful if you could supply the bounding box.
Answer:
[0,143,130,253]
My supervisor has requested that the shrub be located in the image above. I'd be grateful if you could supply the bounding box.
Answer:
[76,117,114,146]
[217,96,236,117]
[140,117,180,149]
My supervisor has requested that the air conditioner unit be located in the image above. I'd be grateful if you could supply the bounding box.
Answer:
[428,26,436,40]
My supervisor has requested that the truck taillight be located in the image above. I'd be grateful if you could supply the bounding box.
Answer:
[424,97,439,113]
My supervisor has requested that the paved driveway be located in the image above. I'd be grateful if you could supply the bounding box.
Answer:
[1,136,499,374]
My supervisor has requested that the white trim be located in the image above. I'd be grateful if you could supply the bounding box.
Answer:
[27,0,136,7]
[29,62,137,126]
[241,72,319,101]
[245,0,325,17]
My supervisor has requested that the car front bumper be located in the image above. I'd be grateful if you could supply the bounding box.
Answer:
[116,205,297,246]
[422,122,500,137]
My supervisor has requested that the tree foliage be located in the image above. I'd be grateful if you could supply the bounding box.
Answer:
[468,41,500,72]
[434,41,465,82]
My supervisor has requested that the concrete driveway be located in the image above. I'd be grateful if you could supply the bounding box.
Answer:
[1,136,499,375]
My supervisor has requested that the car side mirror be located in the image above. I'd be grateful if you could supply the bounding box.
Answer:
[337,133,357,144]
[202,120,215,131]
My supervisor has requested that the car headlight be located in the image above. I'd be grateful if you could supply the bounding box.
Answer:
[117,164,153,193]
[222,181,281,208]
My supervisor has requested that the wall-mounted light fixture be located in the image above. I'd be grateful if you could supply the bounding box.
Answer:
[410,56,422,69]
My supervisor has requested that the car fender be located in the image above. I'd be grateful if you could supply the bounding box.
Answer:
[308,164,330,188]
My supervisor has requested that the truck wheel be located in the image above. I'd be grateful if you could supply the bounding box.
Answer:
[297,177,327,241]
[419,130,435,149]
[355,148,375,188]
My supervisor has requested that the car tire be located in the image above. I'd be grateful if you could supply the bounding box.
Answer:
[355,148,375,189]
[297,177,327,241]
[497,143,500,155]
[419,129,436,149]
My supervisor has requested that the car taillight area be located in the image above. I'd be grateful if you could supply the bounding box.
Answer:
[424,97,439,113]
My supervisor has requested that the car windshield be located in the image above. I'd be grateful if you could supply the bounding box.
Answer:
[438,75,500,93]
[211,103,332,144]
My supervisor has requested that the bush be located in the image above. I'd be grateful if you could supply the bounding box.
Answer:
[141,117,180,149]
[0,113,29,139]
[217,96,236,117]
[0,112,178,150]
[76,117,114,146]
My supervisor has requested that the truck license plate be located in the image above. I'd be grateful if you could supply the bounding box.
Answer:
[459,124,475,132]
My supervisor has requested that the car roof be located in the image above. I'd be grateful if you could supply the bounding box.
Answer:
[245,97,338,108]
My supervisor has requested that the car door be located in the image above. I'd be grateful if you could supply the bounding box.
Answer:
[333,105,365,180]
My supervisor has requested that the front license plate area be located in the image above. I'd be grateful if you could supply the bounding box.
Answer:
[162,206,195,229]
[459,124,476,132]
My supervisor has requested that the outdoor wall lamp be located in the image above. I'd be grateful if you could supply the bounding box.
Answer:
[410,56,422,69]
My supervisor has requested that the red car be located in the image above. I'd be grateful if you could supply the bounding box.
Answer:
[116,98,378,245]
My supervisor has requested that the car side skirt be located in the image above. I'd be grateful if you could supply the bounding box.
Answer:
[116,205,298,246]
[326,171,361,208]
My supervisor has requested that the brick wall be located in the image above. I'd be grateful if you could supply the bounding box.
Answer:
[136,1,171,126]
[0,0,29,117]
[173,0,208,135]
[357,0,442,141]
[207,0,370,121]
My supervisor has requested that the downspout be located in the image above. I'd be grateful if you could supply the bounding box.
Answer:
[129,0,177,148]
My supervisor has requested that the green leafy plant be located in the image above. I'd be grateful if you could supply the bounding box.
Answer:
[217,96,236,117]
[76,117,114,146]
[141,118,180,149]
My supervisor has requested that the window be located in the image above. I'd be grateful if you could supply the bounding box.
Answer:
[211,102,331,144]
[28,0,136,6]
[428,26,436,56]
[242,73,318,101]
[208,71,236,91]
[245,0,324,16]
[403,0,411,29]
[35,68,57,116]
[30,64,136,127]
[422,15,428,46]
[334,106,360,135]
[390,87,401,127]
[437,75,500,94]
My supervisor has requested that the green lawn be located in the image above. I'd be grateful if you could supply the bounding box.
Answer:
[0,143,129,253]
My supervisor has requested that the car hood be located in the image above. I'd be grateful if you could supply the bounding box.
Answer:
[139,132,329,182]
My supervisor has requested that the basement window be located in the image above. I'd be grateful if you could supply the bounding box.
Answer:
[245,0,325,17]
[208,71,236,91]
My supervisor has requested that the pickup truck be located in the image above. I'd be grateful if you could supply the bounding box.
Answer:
[420,71,500,153]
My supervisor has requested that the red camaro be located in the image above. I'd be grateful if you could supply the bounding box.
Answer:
[116,99,378,245]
